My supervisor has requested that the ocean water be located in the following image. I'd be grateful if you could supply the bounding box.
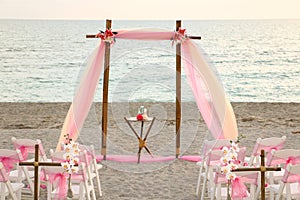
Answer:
[0,19,299,102]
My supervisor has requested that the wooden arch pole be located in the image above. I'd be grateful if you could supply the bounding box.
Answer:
[101,19,112,160]
[175,20,181,158]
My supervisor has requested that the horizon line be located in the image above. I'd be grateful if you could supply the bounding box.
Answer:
[1,17,300,21]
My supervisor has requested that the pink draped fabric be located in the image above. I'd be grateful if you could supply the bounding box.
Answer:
[231,177,249,200]
[56,28,239,149]
[48,173,68,200]
[13,144,35,161]
[56,42,106,151]
[181,40,238,139]
[0,156,19,172]
[285,156,300,168]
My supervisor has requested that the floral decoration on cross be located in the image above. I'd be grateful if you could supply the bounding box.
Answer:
[220,134,247,199]
[220,134,246,180]
[96,29,116,44]
[172,27,187,45]
[61,133,80,174]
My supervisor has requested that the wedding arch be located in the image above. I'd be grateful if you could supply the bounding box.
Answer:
[56,20,238,159]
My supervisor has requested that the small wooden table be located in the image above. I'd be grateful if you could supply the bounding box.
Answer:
[124,117,156,163]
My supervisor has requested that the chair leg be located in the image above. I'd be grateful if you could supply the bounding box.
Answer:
[86,165,96,200]
[211,184,216,200]
[1,183,6,200]
[93,159,102,196]
[201,167,208,200]
[6,181,18,200]
[196,161,204,196]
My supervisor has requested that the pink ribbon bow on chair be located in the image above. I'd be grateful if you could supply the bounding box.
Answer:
[0,156,19,172]
[14,145,34,161]
[284,156,300,169]
[231,177,248,200]
[48,173,68,200]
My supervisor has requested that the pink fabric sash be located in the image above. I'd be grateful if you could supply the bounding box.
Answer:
[13,144,35,161]
[231,177,249,200]
[253,140,285,156]
[285,156,300,169]
[56,28,239,150]
[0,156,19,172]
[48,173,68,200]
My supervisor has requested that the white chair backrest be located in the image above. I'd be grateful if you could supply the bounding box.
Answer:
[251,136,286,156]
[50,149,89,166]
[206,150,224,166]
[249,136,286,166]
[43,163,87,183]
[267,149,300,167]
[11,137,47,161]
[0,149,23,171]
[201,139,231,158]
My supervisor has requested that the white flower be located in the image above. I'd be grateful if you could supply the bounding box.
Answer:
[221,165,231,174]
[219,141,241,180]
[61,136,81,174]
[222,146,229,155]
[226,172,236,180]
[230,142,240,152]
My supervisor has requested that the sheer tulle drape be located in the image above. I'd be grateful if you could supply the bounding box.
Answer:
[56,28,238,151]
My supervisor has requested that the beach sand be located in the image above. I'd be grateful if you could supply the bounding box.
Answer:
[1,102,300,199]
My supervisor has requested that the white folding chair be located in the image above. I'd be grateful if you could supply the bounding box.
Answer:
[11,137,48,196]
[246,136,286,166]
[267,149,300,183]
[50,149,97,200]
[196,139,231,196]
[268,163,300,200]
[267,149,300,199]
[0,148,33,198]
[79,145,102,197]
[0,162,24,200]
[211,171,259,200]
[43,163,93,200]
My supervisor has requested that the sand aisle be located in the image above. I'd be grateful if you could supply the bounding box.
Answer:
[0,102,300,199]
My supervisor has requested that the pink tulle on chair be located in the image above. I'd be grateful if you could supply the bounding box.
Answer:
[0,156,19,172]
[48,173,68,200]
[231,177,249,200]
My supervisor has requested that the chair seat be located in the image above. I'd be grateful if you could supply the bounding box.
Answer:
[268,170,285,182]
[0,182,24,195]
[269,183,300,197]
[217,187,251,200]
[9,169,34,180]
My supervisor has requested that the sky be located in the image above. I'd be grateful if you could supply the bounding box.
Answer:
[0,0,300,20]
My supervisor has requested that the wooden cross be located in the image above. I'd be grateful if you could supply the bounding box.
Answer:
[19,144,63,200]
[232,149,281,200]
[86,19,201,159]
